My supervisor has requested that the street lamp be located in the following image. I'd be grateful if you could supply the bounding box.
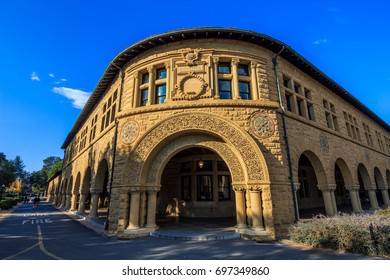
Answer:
[0,184,5,200]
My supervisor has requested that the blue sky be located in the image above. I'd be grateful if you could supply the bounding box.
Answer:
[0,0,389,172]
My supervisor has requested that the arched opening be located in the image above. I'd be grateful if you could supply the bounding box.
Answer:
[374,167,385,207]
[71,172,81,211]
[157,147,236,230]
[358,164,371,210]
[297,154,326,218]
[334,162,353,212]
[94,159,109,219]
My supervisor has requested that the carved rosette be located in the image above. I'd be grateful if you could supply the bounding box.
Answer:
[319,132,329,153]
[174,72,208,100]
[121,120,140,145]
[249,112,275,139]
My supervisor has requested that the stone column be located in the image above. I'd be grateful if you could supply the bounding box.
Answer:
[345,185,364,213]
[379,186,390,207]
[212,57,220,99]
[77,193,88,214]
[127,187,141,230]
[329,184,338,215]
[250,62,259,100]
[70,192,78,211]
[231,58,241,100]
[88,189,101,219]
[65,193,71,210]
[60,193,67,208]
[249,186,265,231]
[318,185,337,216]
[164,62,171,102]
[233,185,247,229]
[145,187,160,229]
[147,66,154,105]
[367,187,380,210]
[53,193,58,205]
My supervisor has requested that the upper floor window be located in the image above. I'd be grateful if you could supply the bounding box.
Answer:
[138,66,167,106]
[217,61,251,100]
[89,114,98,142]
[343,112,361,141]
[79,126,88,152]
[363,122,373,146]
[323,99,339,131]
[101,90,117,132]
[375,131,385,151]
[283,75,315,121]
[384,136,390,154]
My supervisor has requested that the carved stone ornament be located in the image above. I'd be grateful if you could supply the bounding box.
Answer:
[365,150,370,163]
[181,48,200,66]
[249,112,275,139]
[174,72,208,100]
[121,120,140,145]
[319,132,329,153]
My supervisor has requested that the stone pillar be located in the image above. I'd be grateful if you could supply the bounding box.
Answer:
[53,193,58,205]
[88,189,101,219]
[60,194,67,208]
[127,187,141,230]
[379,186,390,207]
[65,194,71,210]
[329,184,338,215]
[367,187,380,210]
[249,186,265,231]
[318,185,337,216]
[164,62,170,103]
[70,192,78,211]
[212,57,220,99]
[345,185,364,213]
[147,66,154,105]
[250,62,259,100]
[231,58,241,100]
[145,187,160,229]
[233,185,247,229]
[77,193,88,214]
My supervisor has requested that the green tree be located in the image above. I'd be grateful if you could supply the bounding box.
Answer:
[0,153,17,187]
[47,159,63,178]
[13,155,26,180]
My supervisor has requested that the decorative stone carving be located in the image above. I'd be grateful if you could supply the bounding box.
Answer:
[180,48,200,66]
[121,120,140,145]
[145,133,245,184]
[174,72,209,100]
[122,113,267,185]
[233,185,247,192]
[128,186,141,192]
[249,111,275,139]
[319,132,329,153]
[364,150,370,162]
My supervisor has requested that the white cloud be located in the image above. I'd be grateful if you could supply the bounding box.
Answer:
[313,39,328,45]
[61,78,67,82]
[31,72,40,81]
[52,87,91,109]
[49,73,55,78]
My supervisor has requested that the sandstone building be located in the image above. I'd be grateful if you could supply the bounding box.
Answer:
[47,28,390,240]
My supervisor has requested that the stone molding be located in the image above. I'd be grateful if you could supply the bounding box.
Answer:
[377,185,389,191]
[345,185,361,191]
[317,184,337,192]
[122,112,269,185]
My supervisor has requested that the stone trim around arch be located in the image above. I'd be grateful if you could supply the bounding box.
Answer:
[120,112,269,186]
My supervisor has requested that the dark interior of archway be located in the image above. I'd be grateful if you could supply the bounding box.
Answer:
[358,171,370,210]
[334,164,353,212]
[157,147,236,229]
[297,154,326,218]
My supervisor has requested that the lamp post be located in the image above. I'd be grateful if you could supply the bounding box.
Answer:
[0,184,5,200]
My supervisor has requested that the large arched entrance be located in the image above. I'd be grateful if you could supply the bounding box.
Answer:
[157,147,236,231]
[118,113,273,239]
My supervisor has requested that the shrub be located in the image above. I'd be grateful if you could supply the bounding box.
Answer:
[289,214,390,257]
[0,200,13,210]
[375,207,390,217]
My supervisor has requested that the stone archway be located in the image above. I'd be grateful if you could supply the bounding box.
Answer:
[78,167,92,214]
[296,151,337,217]
[374,167,390,207]
[119,112,272,239]
[89,159,109,219]
[70,172,81,211]
[358,164,379,210]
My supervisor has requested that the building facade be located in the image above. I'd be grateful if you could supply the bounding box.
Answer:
[49,28,390,240]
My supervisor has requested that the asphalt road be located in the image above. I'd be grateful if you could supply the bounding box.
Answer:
[0,201,381,260]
